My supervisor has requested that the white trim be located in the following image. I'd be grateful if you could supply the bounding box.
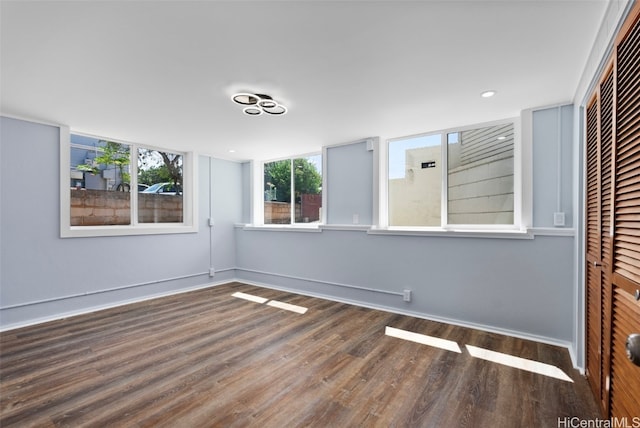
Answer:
[240,223,539,239]
[513,116,524,230]
[321,145,328,224]
[252,160,264,225]
[367,227,533,240]
[531,227,576,237]
[520,109,534,229]
[440,133,448,227]
[371,137,381,227]
[320,224,371,231]
[242,225,322,232]
[59,126,71,236]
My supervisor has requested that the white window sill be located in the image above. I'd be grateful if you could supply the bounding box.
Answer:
[62,224,198,238]
[320,224,372,231]
[367,227,534,240]
[241,224,322,233]
[239,223,536,239]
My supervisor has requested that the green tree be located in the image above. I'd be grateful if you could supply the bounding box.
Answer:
[138,149,182,188]
[138,165,172,185]
[76,141,130,190]
[294,158,322,199]
[264,158,321,202]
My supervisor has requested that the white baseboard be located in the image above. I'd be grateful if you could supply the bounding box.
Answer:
[0,279,231,332]
[238,275,580,371]
[1,272,584,373]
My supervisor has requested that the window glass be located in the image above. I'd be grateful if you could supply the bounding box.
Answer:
[66,132,191,236]
[387,120,515,229]
[388,134,441,227]
[263,154,322,225]
[447,123,514,224]
[70,135,131,226]
[138,148,183,223]
[264,159,292,224]
[293,155,322,224]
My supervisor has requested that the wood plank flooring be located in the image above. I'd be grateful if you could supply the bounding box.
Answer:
[0,282,600,427]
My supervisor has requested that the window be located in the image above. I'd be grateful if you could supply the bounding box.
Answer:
[61,129,195,237]
[387,120,518,230]
[263,155,322,225]
[138,148,183,224]
[69,135,132,226]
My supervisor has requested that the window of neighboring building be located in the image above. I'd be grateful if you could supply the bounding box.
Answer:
[387,120,517,229]
[61,129,195,237]
[263,154,322,225]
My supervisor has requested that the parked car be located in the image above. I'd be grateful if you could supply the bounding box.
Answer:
[137,183,149,192]
[142,182,182,195]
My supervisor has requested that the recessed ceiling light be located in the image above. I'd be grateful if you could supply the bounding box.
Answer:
[497,136,506,140]
[229,149,236,153]
[481,90,497,98]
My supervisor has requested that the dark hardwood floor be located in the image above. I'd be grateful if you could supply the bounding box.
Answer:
[1,282,600,427]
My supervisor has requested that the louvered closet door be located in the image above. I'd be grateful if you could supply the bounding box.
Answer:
[585,66,615,413]
[599,68,614,416]
[610,6,640,418]
[585,94,604,406]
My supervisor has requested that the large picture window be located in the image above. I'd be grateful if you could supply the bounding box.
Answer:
[61,129,195,237]
[263,155,322,225]
[388,120,516,229]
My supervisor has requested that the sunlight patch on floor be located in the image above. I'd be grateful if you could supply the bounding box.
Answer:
[232,292,269,304]
[266,300,308,314]
[231,292,308,314]
[465,345,574,382]
[385,326,462,353]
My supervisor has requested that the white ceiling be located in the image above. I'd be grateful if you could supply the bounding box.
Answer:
[1,0,607,161]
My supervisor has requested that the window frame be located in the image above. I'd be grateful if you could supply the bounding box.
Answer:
[60,127,197,237]
[382,117,528,234]
[255,152,323,228]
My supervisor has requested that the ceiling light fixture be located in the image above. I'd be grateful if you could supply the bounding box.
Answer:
[231,92,287,116]
[481,90,497,98]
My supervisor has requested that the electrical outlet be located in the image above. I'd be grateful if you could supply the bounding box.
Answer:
[553,212,565,226]
[403,289,412,302]
[209,268,215,277]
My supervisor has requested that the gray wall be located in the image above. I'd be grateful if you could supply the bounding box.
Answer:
[326,141,373,225]
[236,106,578,347]
[236,230,574,342]
[0,116,243,329]
[1,106,579,356]
[533,104,574,228]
